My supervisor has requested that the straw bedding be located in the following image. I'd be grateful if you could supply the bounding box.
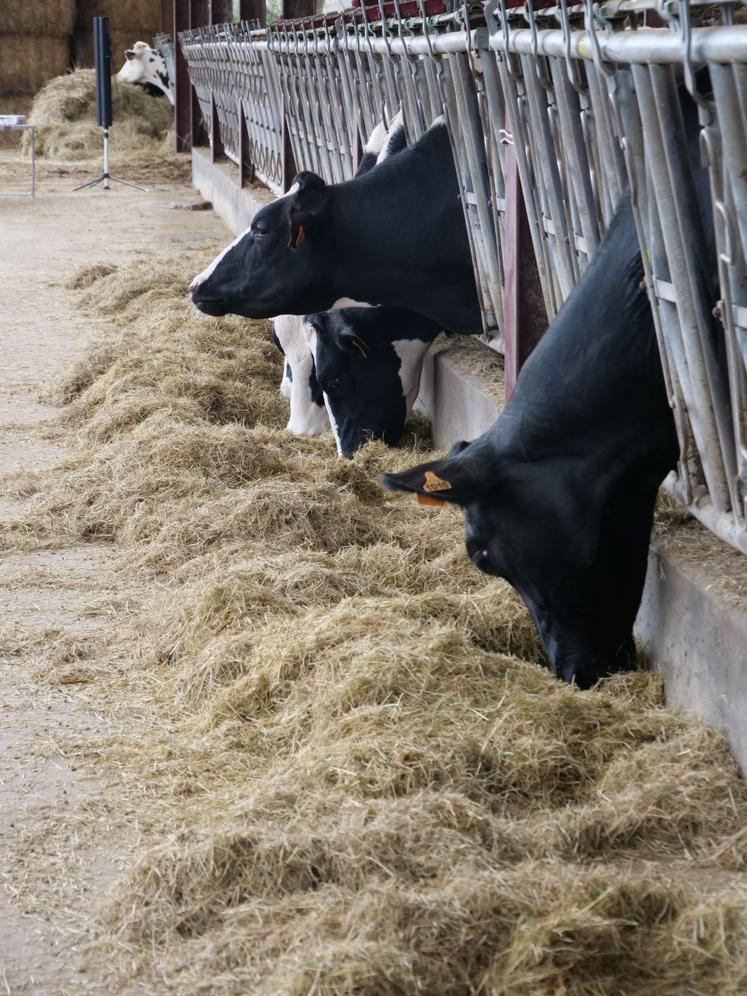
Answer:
[23,68,175,163]
[9,251,747,992]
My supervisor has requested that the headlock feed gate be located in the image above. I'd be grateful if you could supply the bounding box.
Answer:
[179,0,747,556]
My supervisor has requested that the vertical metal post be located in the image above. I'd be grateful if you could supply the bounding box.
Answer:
[282,101,297,191]
[192,0,209,24]
[503,139,546,400]
[239,102,252,186]
[239,0,266,25]
[211,0,234,23]
[161,0,174,37]
[174,1,192,152]
[211,95,225,160]
[279,0,315,191]
[283,0,315,17]
[191,0,210,147]
[103,127,110,189]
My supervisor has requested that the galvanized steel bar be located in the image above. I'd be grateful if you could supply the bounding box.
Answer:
[179,12,747,554]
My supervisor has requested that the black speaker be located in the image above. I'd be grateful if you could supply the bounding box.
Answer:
[93,16,112,128]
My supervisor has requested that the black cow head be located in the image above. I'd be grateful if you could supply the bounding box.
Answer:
[305,309,437,458]
[190,172,335,319]
[381,436,657,689]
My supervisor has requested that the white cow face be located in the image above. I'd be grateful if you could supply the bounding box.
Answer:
[279,359,292,401]
[115,41,174,105]
[116,41,151,85]
[272,315,329,437]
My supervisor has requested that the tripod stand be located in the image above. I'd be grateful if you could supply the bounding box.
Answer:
[74,127,148,192]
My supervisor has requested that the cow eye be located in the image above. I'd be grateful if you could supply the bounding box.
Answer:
[471,549,493,574]
[322,376,344,397]
[252,222,269,236]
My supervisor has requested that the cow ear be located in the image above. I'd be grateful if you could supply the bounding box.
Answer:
[338,329,369,359]
[125,49,136,59]
[288,172,327,249]
[380,449,480,507]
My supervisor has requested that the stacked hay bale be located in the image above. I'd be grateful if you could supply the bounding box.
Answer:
[0,0,75,147]
[74,0,160,69]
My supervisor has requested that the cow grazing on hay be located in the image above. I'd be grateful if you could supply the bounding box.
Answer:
[383,84,718,690]
[259,110,441,455]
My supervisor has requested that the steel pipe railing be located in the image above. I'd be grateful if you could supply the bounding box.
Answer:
[179,6,747,554]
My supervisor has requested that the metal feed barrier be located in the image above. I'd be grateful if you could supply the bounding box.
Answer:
[179,2,747,555]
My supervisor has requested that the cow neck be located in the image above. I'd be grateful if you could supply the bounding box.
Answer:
[325,131,482,333]
[495,196,676,470]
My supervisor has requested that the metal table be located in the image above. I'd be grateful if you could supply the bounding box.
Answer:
[0,118,37,199]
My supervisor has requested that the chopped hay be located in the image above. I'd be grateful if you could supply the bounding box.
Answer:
[22,68,179,175]
[6,251,747,994]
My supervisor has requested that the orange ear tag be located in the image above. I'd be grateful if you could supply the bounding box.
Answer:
[423,470,453,493]
[351,337,369,359]
[288,224,306,249]
[417,493,446,508]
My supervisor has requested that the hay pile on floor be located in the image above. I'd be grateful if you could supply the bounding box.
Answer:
[8,253,747,993]
[22,68,187,180]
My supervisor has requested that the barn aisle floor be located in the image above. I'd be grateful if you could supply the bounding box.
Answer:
[0,151,226,994]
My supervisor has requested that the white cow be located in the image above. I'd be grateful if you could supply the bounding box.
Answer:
[116,41,175,106]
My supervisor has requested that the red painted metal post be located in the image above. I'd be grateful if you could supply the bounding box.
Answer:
[173,1,192,152]
[282,108,297,192]
[502,145,521,399]
[161,0,174,35]
[190,0,210,148]
[501,134,547,400]
[240,104,252,186]
[210,0,234,22]
[283,0,315,18]
[239,0,266,25]
[279,0,315,190]
[192,0,210,27]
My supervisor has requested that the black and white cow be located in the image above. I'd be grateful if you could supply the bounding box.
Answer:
[382,195,679,688]
[271,315,329,436]
[381,80,718,689]
[116,41,174,105]
[305,306,440,457]
[266,114,405,439]
[190,118,481,334]
[296,109,442,457]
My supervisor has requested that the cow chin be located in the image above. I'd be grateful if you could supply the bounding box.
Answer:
[192,299,229,317]
[192,297,262,319]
